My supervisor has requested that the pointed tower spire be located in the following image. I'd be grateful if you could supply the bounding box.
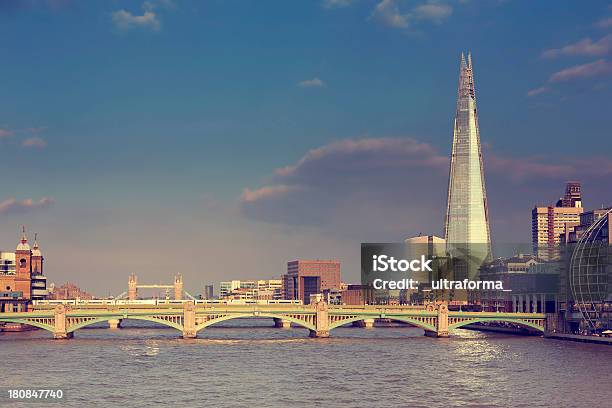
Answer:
[32,232,42,258]
[445,52,491,280]
[17,226,31,251]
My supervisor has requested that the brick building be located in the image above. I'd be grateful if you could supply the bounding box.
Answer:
[0,229,48,312]
[282,260,341,304]
[48,282,93,300]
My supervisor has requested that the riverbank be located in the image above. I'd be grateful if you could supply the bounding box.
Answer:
[463,323,612,344]
[462,323,540,335]
[544,332,612,345]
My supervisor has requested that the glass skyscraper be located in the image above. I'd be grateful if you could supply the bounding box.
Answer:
[444,52,492,279]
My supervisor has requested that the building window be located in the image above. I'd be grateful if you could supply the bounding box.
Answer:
[19,259,27,268]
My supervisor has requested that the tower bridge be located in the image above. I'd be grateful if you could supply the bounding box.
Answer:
[116,274,196,301]
[0,301,547,339]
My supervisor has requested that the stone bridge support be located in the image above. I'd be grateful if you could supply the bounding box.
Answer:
[108,319,122,329]
[53,304,72,339]
[436,303,449,337]
[274,318,291,329]
[309,300,329,338]
[353,318,375,328]
[182,301,196,338]
[363,318,375,328]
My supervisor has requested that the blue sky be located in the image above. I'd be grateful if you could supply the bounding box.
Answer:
[0,0,611,294]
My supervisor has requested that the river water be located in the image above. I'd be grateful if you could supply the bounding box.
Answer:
[1,319,611,408]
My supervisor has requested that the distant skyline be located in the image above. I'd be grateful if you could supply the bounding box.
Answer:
[0,0,611,294]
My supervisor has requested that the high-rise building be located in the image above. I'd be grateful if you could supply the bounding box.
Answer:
[556,181,582,208]
[282,260,341,304]
[444,52,491,279]
[404,235,450,303]
[202,284,214,300]
[532,182,584,259]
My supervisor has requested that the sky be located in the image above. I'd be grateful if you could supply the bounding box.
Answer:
[0,0,611,295]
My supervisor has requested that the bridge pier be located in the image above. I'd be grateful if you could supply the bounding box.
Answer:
[353,318,375,328]
[182,301,197,339]
[53,331,73,339]
[436,303,449,337]
[53,304,73,340]
[422,303,449,338]
[309,300,329,338]
[108,319,122,329]
[273,318,291,329]
[309,329,329,338]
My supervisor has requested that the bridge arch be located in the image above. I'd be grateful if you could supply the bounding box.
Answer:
[196,313,316,332]
[0,317,55,333]
[328,315,437,333]
[66,316,184,333]
[449,317,544,333]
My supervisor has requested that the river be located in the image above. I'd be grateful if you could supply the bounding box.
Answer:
[1,319,610,407]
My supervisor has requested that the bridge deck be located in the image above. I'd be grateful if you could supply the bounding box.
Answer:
[0,303,547,339]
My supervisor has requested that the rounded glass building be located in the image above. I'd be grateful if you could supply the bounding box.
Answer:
[569,209,611,331]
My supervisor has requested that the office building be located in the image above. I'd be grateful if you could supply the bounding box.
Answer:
[219,279,282,300]
[341,284,374,305]
[479,254,558,313]
[202,284,214,300]
[444,52,492,280]
[532,182,584,259]
[282,260,341,304]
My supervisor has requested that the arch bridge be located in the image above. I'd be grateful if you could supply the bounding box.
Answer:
[0,302,546,339]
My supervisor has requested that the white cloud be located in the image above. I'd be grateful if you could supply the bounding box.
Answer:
[413,3,452,23]
[596,17,612,29]
[241,185,302,203]
[371,0,453,29]
[371,0,410,28]
[0,128,13,138]
[548,59,612,83]
[526,86,549,97]
[298,78,326,88]
[542,34,612,58]
[0,197,54,215]
[22,137,47,148]
[112,3,160,31]
[323,0,354,8]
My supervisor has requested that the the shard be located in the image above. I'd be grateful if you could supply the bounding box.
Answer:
[444,52,491,279]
